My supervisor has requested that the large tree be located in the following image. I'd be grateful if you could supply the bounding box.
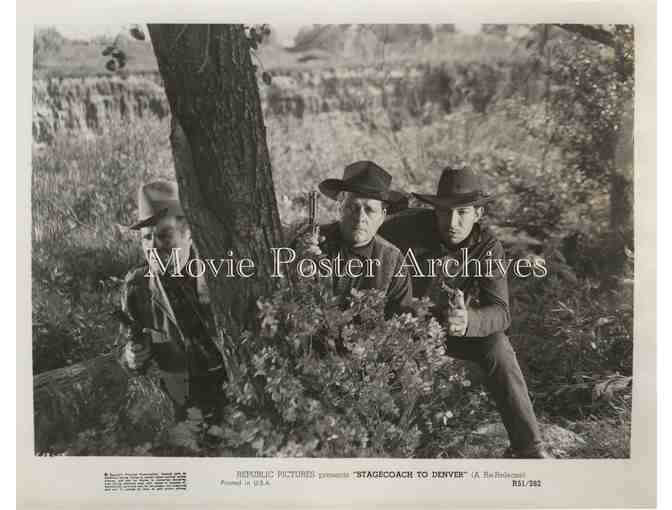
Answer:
[147,24,289,357]
[553,24,634,243]
[502,24,634,271]
[33,25,289,450]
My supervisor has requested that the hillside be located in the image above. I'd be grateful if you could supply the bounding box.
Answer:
[31,25,541,144]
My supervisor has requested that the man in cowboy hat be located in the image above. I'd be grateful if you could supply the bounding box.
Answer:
[119,180,227,420]
[296,160,413,318]
[379,167,551,458]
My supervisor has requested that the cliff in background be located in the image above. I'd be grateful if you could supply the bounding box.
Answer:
[32,74,169,143]
[32,60,541,144]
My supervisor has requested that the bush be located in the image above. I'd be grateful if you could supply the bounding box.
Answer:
[53,279,493,457]
[509,251,633,419]
[205,280,474,457]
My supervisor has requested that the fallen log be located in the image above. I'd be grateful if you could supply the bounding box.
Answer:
[33,353,176,454]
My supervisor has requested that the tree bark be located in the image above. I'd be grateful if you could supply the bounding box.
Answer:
[612,97,634,242]
[33,354,175,453]
[611,28,634,247]
[147,25,289,349]
[33,25,288,452]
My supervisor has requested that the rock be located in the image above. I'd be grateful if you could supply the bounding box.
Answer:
[34,353,176,453]
[471,421,586,457]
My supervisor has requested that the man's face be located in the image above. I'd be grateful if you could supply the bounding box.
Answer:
[338,193,387,247]
[436,205,483,246]
[141,215,192,267]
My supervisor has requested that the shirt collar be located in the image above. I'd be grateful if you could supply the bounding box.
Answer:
[325,222,376,259]
[437,222,482,254]
[159,246,198,281]
[348,238,376,259]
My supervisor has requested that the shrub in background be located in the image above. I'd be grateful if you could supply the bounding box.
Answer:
[509,250,633,420]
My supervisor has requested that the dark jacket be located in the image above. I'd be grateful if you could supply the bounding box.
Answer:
[119,257,225,406]
[317,221,414,318]
[379,208,511,337]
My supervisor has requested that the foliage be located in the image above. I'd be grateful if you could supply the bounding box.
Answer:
[33,27,66,70]
[216,281,459,457]
[503,25,635,252]
[31,29,633,457]
[32,118,173,374]
[48,255,633,457]
[509,246,633,419]
[51,282,490,458]
[546,32,634,183]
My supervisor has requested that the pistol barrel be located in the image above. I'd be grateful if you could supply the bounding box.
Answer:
[308,191,319,234]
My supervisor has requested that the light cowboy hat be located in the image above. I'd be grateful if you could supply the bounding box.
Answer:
[413,167,498,209]
[318,160,407,205]
[129,180,185,230]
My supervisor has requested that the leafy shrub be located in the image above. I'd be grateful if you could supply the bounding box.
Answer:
[32,273,122,373]
[509,252,633,419]
[51,279,491,457]
[210,279,474,457]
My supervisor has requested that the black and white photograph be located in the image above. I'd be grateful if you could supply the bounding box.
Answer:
[29,21,637,463]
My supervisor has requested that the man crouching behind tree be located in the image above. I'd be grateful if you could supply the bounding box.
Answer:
[296,160,413,318]
[380,167,551,458]
[119,180,227,421]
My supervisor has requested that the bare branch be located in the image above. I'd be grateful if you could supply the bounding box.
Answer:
[553,24,615,48]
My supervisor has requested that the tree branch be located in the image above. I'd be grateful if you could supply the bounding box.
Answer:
[553,24,615,48]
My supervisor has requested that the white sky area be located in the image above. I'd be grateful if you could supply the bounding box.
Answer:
[49,22,482,46]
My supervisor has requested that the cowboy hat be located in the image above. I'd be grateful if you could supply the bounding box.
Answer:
[318,160,407,206]
[129,180,185,230]
[413,167,497,209]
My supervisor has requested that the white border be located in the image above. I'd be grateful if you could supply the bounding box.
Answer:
[16,2,658,509]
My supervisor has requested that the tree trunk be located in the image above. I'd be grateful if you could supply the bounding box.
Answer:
[33,25,286,452]
[611,97,634,241]
[147,24,289,353]
[611,31,634,244]
[33,354,175,453]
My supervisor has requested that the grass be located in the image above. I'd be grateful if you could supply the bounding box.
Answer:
[32,117,173,372]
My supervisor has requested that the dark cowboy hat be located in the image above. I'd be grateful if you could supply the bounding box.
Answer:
[129,180,185,230]
[318,160,406,205]
[412,167,497,210]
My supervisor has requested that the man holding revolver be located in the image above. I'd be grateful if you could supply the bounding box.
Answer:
[118,180,227,420]
[380,167,551,458]
[296,160,413,319]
